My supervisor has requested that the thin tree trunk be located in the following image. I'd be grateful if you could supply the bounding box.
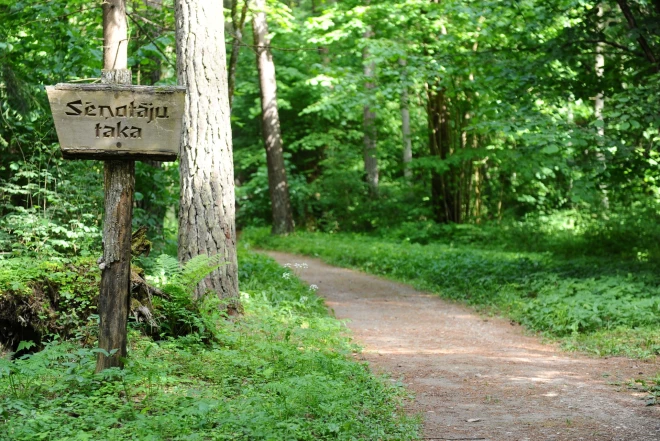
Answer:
[473,150,482,224]
[427,85,457,223]
[252,0,294,234]
[595,4,609,208]
[96,0,133,373]
[228,0,248,111]
[400,58,412,181]
[363,26,378,197]
[497,179,504,223]
[176,0,239,302]
[425,12,460,223]
[595,4,605,138]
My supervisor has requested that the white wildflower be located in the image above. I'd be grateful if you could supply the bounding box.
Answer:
[283,263,292,268]
[282,272,291,279]
[300,296,308,303]
[309,284,319,291]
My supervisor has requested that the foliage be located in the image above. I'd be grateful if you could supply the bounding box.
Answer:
[3,0,660,238]
[226,0,660,230]
[244,219,660,359]
[0,1,105,255]
[0,0,179,256]
[0,252,233,350]
[0,250,419,440]
[139,253,231,340]
[0,256,101,349]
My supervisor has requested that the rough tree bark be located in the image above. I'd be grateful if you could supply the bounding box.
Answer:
[252,0,295,234]
[363,26,379,197]
[96,0,134,373]
[175,0,239,301]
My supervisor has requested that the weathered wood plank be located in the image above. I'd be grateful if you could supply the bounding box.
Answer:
[46,84,185,161]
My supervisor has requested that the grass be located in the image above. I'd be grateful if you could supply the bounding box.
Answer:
[244,225,660,360]
[0,248,419,441]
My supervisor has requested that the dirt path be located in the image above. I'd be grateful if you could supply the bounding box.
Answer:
[266,251,660,441]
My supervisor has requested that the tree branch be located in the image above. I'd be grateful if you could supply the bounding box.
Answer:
[615,0,659,71]
[580,39,644,57]
[126,11,176,70]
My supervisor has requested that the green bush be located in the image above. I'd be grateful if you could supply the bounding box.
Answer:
[245,224,660,358]
[0,249,419,440]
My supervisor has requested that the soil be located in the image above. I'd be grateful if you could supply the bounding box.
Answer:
[266,251,660,441]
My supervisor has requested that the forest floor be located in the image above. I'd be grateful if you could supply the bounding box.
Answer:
[266,251,660,441]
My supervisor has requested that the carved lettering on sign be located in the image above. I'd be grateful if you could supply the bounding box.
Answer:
[95,122,142,139]
[65,99,171,137]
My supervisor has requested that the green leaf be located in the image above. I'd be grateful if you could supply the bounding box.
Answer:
[16,340,35,352]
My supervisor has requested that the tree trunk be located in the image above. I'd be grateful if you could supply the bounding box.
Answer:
[175,0,239,302]
[252,0,295,234]
[473,154,482,224]
[595,3,609,208]
[427,85,460,223]
[423,9,461,223]
[594,4,605,138]
[363,27,379,197]
[228,0,248,111]
[96,0,134,373]
[400,59,412,181]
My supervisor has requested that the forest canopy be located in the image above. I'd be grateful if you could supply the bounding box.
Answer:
[2,0,660,257]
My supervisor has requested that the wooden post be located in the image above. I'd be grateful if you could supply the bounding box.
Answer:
[96,0,134,372]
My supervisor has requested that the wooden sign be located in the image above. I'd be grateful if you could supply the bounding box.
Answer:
[46,83,186,161]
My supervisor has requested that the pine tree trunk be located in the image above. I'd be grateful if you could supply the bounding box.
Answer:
[175,0,239,302]
[473,156,482,224]
[252,0,294,234]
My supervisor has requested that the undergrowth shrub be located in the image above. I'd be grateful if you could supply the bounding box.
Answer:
[0,249,419,440]
[0,252,233,351]
[245,226,660,358]
[378,203,660,261]
[139,253,230,340]
[0,257,100,350]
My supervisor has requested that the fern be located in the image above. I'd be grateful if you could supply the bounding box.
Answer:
[143,253,228,340]
[149,253,226,293]
[154,254,180,280]
[177,254,226,293]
